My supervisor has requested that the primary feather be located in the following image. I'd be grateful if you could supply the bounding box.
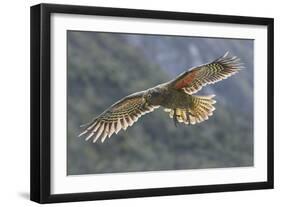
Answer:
[78,91,159,143]
[170,52,243,94]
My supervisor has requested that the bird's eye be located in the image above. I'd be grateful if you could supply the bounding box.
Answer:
[147,94,152,99]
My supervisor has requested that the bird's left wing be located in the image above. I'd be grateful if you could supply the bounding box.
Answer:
[79,91,159,143]
[169,52,243,94]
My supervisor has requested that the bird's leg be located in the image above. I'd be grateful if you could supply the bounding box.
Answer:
[186,102,195,124]
[173,109,178,127]
[189,111,196,117]
[185,102,191,125]
[185,109,190,124]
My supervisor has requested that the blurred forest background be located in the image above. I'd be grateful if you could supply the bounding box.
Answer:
[67,31,254,175]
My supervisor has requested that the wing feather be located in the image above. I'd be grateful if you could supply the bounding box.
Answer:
[170,52,243,94]
[79,90,159,143]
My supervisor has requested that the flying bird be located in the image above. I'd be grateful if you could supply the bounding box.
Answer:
[79,52,243,143]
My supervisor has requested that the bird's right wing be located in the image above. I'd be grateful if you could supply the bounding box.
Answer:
[169,52,243,94]
[79,91,159,143]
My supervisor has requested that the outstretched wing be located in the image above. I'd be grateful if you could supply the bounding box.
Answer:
[79,91,159,143]
[169,52,243,94]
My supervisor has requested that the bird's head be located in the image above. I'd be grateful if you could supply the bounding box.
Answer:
[145,88,163,105]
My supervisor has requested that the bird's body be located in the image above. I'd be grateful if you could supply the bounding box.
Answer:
[150,86,193,109]
[79,52,243,143]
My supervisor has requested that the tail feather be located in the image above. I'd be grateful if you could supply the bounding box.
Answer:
[164,94,216,125]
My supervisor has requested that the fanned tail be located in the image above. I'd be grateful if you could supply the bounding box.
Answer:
[164,94,216,125]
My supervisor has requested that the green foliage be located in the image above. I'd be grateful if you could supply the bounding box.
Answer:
[67,32,253,175]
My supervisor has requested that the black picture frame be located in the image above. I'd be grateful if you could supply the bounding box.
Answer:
[30,3,274,203]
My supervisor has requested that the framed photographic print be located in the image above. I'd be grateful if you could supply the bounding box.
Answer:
[30,3,274,203]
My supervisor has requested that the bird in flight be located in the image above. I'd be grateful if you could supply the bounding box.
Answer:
[79,52,243,143]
